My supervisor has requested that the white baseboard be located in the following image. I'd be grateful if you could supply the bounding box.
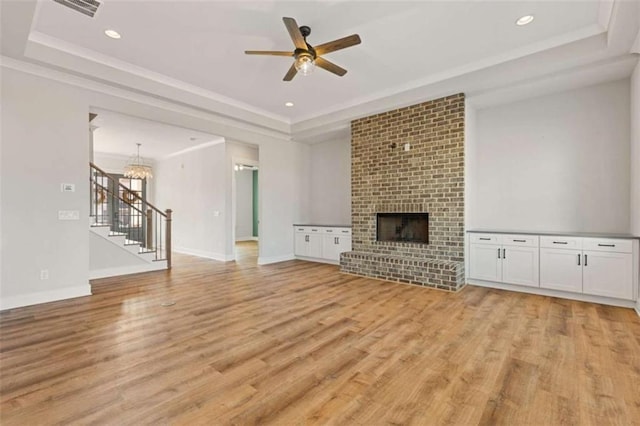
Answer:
[469,279,637,309]
[258,253,295,265]
[235,236,258,242]
[635,302,640,317]
[0,284,92,311]
[90,261,168,280]
[173,246,234,262]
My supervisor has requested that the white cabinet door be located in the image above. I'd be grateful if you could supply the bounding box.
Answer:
[294,233,308,257]
[307,234,323,258]
[502,246,539,287]
[582,251,633,300]
[540,248,582,292]
[469,244,502,282]
[337,235,352,257]
[322,235,352,261]
[322,235,341,261]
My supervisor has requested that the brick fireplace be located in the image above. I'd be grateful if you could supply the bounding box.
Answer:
[340,93,465,291]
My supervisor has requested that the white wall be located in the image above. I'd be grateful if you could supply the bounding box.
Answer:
[1,64,306,308]
[631,62,640,236]
[308,138,351,225]
[630,62,640,314]
[468,79,631,234]
[1,68,91,309]
[154,142,228,260]
[235,169,254,240]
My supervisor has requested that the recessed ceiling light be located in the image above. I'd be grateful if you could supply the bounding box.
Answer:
[516,15,534,26]
[104,29,121,39]
[285,102,294,107]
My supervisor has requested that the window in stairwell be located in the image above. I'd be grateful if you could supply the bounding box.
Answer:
[109,175,146,244]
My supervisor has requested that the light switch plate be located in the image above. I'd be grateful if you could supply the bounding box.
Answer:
[58,210,80,220]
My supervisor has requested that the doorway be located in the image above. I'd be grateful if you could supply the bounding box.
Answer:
[233,160,259,263]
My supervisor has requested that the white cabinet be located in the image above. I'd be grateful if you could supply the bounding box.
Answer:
[294,226,322,258]
[322,228,352,262]
[294,226,352,264]
[582,246,633,300]
[469,232,638,305]
[540,248,583,292]
[539,236,634,300]
[469,233,539,288]
[469,243,501,281]
[540,236,583,292]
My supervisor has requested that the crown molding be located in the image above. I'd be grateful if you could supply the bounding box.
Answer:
[162,138,226,160]
[1,56,291,144]
[291,24,606,124]
[27,31,290,126]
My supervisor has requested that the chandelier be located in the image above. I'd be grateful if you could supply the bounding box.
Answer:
[124,143,153,179]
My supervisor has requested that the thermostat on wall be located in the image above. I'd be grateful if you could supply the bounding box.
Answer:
[61,183,75,192]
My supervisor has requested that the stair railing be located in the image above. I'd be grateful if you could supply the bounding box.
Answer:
[90,162,172,268]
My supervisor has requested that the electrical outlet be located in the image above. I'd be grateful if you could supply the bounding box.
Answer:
[40,269,49,280]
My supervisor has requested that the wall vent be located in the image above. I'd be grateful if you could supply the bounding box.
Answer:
[53,0,101,18]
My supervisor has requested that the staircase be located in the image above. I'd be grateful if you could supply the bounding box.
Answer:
[89,162,172,279]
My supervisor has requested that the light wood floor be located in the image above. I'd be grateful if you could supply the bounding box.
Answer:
[1,244,639,425]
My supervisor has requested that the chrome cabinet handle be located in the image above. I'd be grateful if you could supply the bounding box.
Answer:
[553,241,568,245]
[498,248,501,259]
[513,239,526,242]
[584,254,588,266]
[503,248,506,259]
[578,254,581,265]
[480,237,491,241]
[598,244,615,247]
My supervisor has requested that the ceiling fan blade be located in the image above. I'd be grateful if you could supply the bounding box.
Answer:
[315,57,347,77]
[245,50,293,56]
[314,34,361,56]
[283,17,308,50]
[283,63,298,81]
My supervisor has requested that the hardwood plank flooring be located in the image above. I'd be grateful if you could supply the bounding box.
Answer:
[1,242,639,425]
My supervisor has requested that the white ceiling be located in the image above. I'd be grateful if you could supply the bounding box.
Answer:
[1,0,639,144]
[92,109,222,159]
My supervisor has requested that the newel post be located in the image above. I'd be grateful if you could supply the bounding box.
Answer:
[165,209,172,269]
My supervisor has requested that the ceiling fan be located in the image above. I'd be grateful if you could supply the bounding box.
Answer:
[245,17,361,81]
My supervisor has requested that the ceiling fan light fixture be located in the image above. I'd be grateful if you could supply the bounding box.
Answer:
[294,54,315,76]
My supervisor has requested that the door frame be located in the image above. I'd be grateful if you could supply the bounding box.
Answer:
[231,156,259,261]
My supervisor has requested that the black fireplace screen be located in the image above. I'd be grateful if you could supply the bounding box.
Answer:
[376,213,429,244]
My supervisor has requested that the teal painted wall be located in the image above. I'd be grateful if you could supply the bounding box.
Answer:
[252,170,259,237]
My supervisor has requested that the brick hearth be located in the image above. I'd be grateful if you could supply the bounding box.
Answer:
[340,93,465,291]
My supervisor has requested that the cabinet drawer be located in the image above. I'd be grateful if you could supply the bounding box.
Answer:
[502,234,539,248]
[295,226,323,233]
[322,227,352,235]
[540,236,582,250]
[469,233,501,244]
[582,238,632,254]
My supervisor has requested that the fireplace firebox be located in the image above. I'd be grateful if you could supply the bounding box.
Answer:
[376,213,429,244]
